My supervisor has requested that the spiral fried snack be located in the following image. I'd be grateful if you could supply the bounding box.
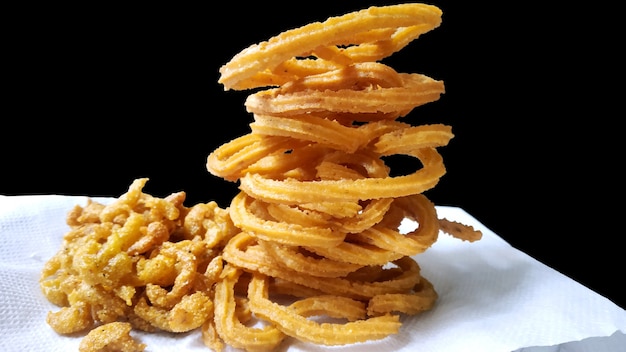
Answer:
[207,2,482,348]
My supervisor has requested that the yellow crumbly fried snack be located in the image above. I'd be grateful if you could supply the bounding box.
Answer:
[40,178,238,347]
[78,322,146,352]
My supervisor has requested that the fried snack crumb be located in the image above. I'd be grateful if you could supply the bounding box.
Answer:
[78,322,146,352]
[439,218,483,242]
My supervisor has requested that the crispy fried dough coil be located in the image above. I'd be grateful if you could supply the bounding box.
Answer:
[219,3,443,90]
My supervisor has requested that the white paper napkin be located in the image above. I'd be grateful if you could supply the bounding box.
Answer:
[0,194,624,352]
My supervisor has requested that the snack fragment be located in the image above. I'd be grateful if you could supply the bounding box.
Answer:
[78,322,146,352]
[41,3,482,351]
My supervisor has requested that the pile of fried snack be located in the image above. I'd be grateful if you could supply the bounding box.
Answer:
[40,4,482,351]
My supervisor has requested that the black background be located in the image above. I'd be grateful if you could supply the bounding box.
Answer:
[3,2,623,309]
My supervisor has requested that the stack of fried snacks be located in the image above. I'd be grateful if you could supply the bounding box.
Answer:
[206,2,481,349]
[40,4,482,351]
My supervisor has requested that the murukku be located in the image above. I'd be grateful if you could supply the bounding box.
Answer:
[218,3,443,90]
[247,273,403,346]
[223,233,424,300]
[250,114,371,153]
[259,240,363,278]
[237,147,445,204]
[367,278,438,316]
[229,191,347,247]
[212,265,285,351]
[245,72,445,117]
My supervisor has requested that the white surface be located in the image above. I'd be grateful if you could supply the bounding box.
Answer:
[0,194,624,351]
